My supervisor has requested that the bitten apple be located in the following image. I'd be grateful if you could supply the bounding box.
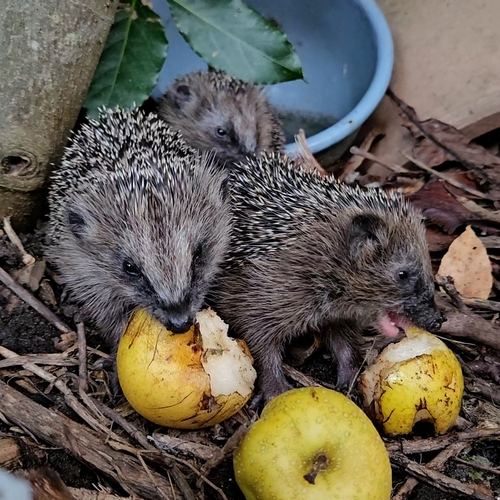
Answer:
[234,387,392,500]
[360,325,464,436]
[117,308,256,429]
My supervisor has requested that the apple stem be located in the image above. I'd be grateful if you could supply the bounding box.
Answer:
[303,453,329,485]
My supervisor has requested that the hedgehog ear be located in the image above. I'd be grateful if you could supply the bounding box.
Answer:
[172,84,193,108]
[348,214,386,259]
[67,208,88,240]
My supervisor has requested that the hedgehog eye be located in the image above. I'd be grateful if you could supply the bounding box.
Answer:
[67,209,86,238]
[193,243,203,266]
[216,127,227,138]
[122,259,141,278]
[398,270,409,281]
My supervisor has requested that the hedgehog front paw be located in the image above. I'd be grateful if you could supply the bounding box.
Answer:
[335,363,357,392]
[250,378,293,410]
[95,355,122,398]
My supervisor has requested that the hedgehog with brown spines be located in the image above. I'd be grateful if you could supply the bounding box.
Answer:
[156,69,286,167]
[47,107,231,353]
[210,151,444,405]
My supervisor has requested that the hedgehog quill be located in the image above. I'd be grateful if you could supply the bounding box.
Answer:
[157,70,285,167]
[211,152,444,406]
[47,108,231,355]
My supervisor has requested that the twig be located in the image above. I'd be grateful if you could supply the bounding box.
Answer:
[392,442,469,500]
[391,451,493,499]
[76,322,89,393]
[338,128,386,181]
[0,354,77,369]
[0,345,125,442]
[436,295,500,351]
[452,457,500,476]
[0,265,74,335]
[400,151,498,200]
[3,217,35,266]
[94,401,209,500]
[465,378,500,405]
[293,129,329,176]
[200,422,252,477]
[349,146,407,173]
[455,196,500,224]
[150,432,218,462]
[386,88,496,187]
[386,427,500,455]
[283,364,336,390]
[0,380,180,500]
[461,297,500,313]
[435,275,469,312]
[480,236,500,249]
[93,400,150,450]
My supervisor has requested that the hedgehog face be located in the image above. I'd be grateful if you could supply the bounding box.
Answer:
[343,212,443,336]
[160,71,283,166]
[56,162,230,338]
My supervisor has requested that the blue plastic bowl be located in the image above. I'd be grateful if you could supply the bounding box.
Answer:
[150,0,393,157]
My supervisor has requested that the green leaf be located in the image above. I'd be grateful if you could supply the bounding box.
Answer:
[84,0,168,119]
[166,0,303,85]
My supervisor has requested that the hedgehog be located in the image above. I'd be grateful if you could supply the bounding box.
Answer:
[46,107,231,355]
[156,69,285,167]
[210,152,444,405]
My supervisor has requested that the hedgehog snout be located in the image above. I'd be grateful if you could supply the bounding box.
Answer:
[167,315,194,334]
[404,296,445,333]
[239,138,257,156]
[425,309,446,333]
[150,301,194,334]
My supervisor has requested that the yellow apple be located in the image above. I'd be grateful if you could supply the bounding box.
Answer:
[116,308,256,429]
[360,325,464,436]
[234,387,392,500]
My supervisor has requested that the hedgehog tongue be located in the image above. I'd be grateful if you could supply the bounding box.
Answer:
[379,313,408,338]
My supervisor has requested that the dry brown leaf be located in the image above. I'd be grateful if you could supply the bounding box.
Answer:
[408,179,473,234]
[425,227,457,253]
[386,89,500,188]
[437,225,492,299]
[411,119,500,170]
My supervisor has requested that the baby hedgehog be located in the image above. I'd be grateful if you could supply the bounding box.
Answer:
[211,152,444,405]
[47,107,231,350]
[156,70,285,167]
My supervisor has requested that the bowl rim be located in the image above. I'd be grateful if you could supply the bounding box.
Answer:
[284,0,394,156]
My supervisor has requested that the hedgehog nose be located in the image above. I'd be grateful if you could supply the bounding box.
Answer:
[167,313,193,334]
[427,311,446,333]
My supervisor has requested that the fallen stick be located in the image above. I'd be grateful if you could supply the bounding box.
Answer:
[386,427,500,455]
[391,451,494,499]
[94,402,200,500]
[348,146,406,174]
[76,323,89,393]
[465,378,500,405]
[392,441,469,500]
[461,297,500,313]
[0,265,74,335]
[436,295,500,351]
[0,345,121,440]
[0,380,181,500]
[401,151,496,200]
[0,354,77,369]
